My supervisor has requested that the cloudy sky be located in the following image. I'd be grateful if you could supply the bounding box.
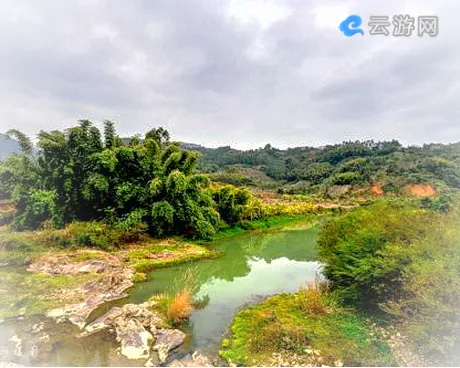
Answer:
[0,0,458,149]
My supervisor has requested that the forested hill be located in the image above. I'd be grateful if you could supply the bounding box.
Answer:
[188,140,460,194]
[0,134,20,159]
[3,131,459,195]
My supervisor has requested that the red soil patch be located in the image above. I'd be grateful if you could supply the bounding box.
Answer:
[371,185,384,196]
[407,184,436,197]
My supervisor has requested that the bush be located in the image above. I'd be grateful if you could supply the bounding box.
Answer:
[212,185,251,224]
[66,222,112,249]
[133,272,147,283]
[419,193,453,213]
[331,172,364,185]
[318,201,429,305]
[318,201,460,364]
[113,209,148,242]
[296,287,329,315]
[39,220,139,250]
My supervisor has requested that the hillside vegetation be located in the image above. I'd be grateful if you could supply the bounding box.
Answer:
[193,140,460,196]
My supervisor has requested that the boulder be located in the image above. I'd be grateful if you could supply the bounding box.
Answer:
[117,319,153,360]
[153,329,186,363]
[81,302,175,361]
[46,268,134,329]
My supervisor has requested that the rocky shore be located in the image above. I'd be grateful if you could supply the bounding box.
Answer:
[0,252,210,367]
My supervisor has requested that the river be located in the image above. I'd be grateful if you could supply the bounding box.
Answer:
[0,224,320,366]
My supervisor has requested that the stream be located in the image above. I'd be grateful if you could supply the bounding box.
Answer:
[129,225,321,358]
[0,225,320,366]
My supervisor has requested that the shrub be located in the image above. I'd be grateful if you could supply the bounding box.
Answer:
[39,221,132,250]
[331,172,364,185]
[296,286,329,316]
[114,209,148,242]
[212,185,251,224]
[318,201,460,364]
[66,221,112,249]
[318,201,430,305]
[133,272,147,283]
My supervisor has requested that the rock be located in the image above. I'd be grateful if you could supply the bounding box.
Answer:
[167,351,213,367]
[30,322,44,335]
[30,345,39,360]
[81,302,164,338]
[27,255,121,276]
[145,352,160,367]
[118,319,153,360]
[38,334,50,344]
[27,253,135,329]
[0,362,25,367]
[81,302,168,361]
[7,336,21,358]
[153,329,186,363]
[47,268,134,329]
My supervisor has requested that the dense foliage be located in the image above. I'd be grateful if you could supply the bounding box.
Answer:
[318,200,460,364]
[0,121,256,239]
[192,140,460,194]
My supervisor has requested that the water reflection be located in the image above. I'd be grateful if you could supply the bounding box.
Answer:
[129,227,320,354]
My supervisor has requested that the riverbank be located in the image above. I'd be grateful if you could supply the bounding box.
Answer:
[219,288,397,367]
[0,237,217,320]
[0,213,326,365]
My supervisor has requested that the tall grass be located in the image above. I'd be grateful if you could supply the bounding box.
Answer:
[167,287,193,324]
[154,266,200,324]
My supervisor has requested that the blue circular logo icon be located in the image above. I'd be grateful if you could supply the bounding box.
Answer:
[339,15,364,37]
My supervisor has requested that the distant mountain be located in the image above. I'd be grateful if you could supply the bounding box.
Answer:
[179,142,205,150]
[0,133,20,159]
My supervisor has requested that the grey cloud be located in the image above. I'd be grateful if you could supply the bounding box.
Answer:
[0,0,459,148]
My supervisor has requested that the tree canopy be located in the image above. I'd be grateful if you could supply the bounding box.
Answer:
[0,121,250,238]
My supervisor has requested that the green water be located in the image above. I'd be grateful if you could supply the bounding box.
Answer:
[129,226,320,356]
[0,225,320,366]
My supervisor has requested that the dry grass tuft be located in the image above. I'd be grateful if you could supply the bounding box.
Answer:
[297,281,331,315]
[167,287,193,323]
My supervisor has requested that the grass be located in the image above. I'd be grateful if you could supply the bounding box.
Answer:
[124,238,219,273]
[210,213,321,242]
[220,288,396,367]
[148,289,194,327]
[167,288,193,324]
[0,270,99,318]
[148,267,198,326]
[69,251,106,262]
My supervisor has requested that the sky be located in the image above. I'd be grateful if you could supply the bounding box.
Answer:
[0,0,458,149]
